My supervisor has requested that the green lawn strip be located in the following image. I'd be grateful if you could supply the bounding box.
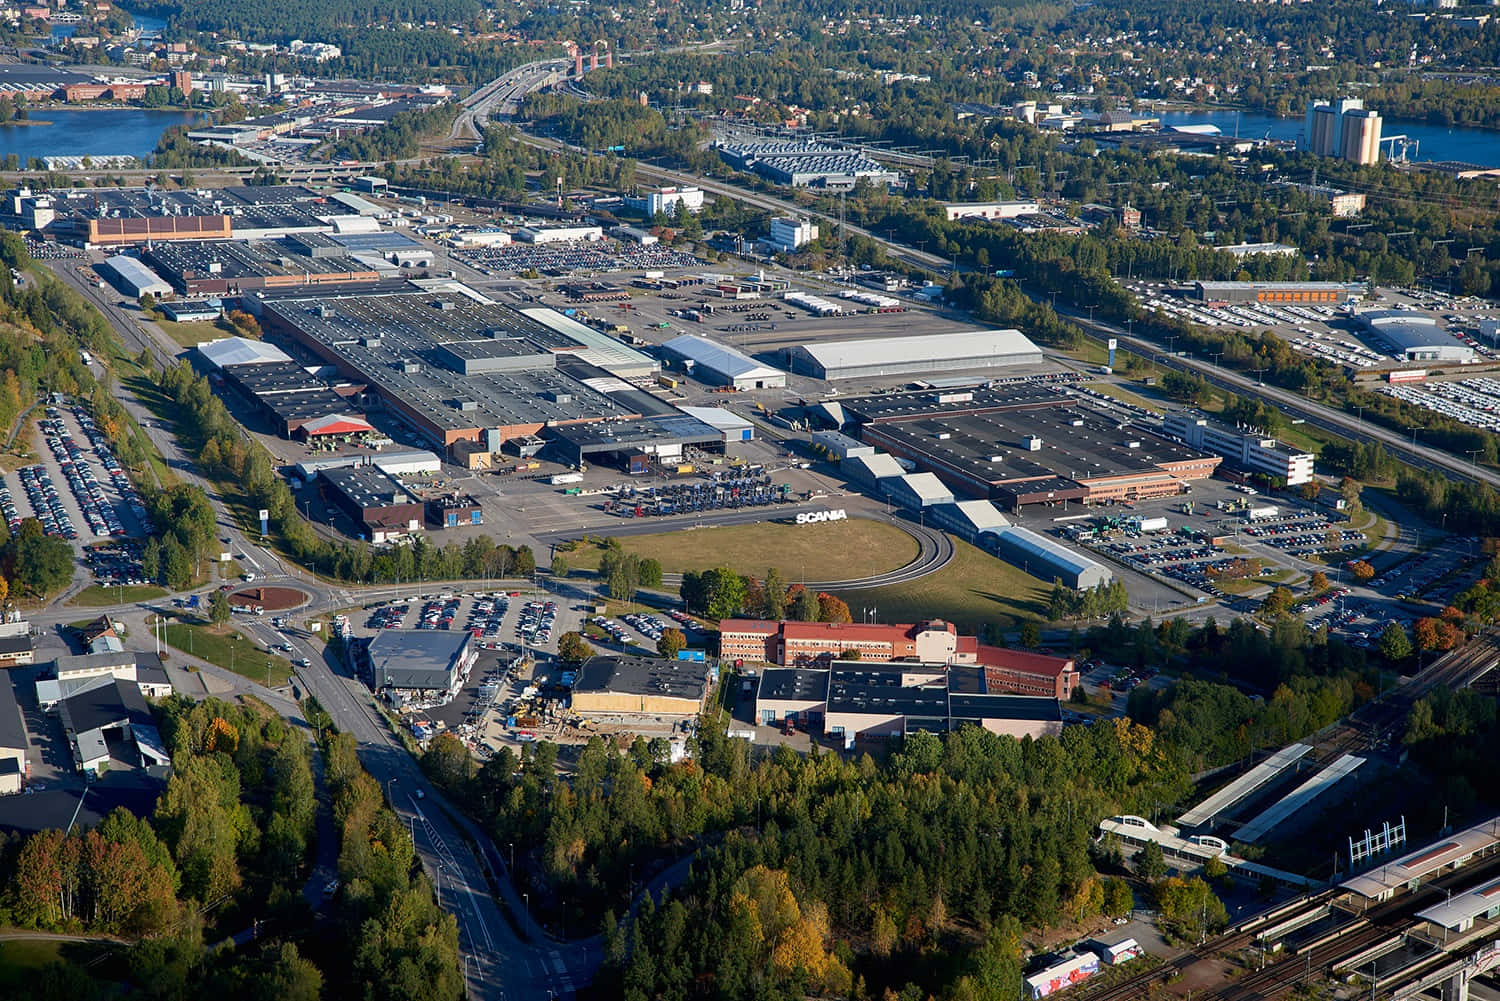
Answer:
[152,317,232,349]
[828,536,1049,634]
[69,583,168,607]
[160,620,295,688]
[1087,380,1165,414]
[560,518,921,581]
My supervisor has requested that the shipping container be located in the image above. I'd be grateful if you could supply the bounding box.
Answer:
[551,472,583,486]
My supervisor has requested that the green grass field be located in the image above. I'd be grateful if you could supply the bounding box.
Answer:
[161,620,294,687]
[562,518,921,581]
[154,318,229,348]
[829,537,1049,633]
[70,584,168,607]
[1088,380,1166,414]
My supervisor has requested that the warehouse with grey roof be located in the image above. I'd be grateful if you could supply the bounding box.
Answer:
[366,630,477,708]
[785,329,1044,381]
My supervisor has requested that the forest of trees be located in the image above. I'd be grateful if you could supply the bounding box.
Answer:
[427,716,1185,1000]
[0,694,458,1001]
[330,103,460,163]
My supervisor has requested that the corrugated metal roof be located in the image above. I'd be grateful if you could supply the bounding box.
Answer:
[197,336,293,369]
[663,334,783,381]
[680,406,753,432]
[521,307,659,377]
[102,254,171,294]
[996,525,1103,577]
[794,328,1039,369]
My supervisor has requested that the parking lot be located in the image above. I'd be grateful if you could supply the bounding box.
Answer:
[359,587,584,660]
[1240,511,1366,559]
[1379,376,1500,434]
[5,399,153,556]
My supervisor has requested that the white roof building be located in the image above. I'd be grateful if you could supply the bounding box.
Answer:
[197,336,294,370]
[680,406,755,442]
[786,329,1043,380]
[662,334,787,390]
[101,255,172,298]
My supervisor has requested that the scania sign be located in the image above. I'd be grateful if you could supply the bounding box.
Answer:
[795,509,847,525]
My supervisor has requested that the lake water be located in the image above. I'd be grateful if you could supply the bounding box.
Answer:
[1158,109,1500,168]
[0,108,205,163]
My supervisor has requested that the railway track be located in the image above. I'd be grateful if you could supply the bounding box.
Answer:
[1079,851,1500,1001]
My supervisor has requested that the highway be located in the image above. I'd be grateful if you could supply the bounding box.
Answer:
[1058,307,1500,493]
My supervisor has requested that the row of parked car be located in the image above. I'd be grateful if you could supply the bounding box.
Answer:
[16,464,77,539]
[418,597,463,630]
[41,415,125,538]
[517,600,557,643]
[0,485,18,533]
[69,404,153,536]
[467,595,511,643]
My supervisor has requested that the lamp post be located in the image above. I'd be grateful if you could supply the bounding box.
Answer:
[388,776,398,803]
[509,842,515,871]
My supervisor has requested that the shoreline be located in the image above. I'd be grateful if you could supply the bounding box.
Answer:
[0,119,50,127]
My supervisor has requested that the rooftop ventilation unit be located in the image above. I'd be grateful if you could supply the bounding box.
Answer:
[360,336,381,348]
[1126,440,1141,449]
[1023,435,1043,451]
[316,305,336,318]
[401,360,421,374]
[433,299,454,311]
[456,400,477,412]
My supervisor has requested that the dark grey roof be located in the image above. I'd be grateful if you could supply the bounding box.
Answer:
[368,630,469,691]
[0,675,26,752]
[827,669,949,717]
[948,693,1062,722]
[0,635,32,656]
[758,668,830,702]
[60,677,151,734]
[574,655,709,702]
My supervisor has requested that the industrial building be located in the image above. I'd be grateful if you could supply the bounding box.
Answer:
[53,677,170,776]
[253,289,650,453]
[988,525,1113,590]
[1162,411,1315,486]
[786,329,1044,381]
[716,142,900,189]
[98,254,172,298]
[943,201,1041,221]
[880,472,954,510]
[318,465,424,542]
[766,217,819,252]
[0,676,26,795]
[218,359,368,439]
[927,499,1011,545]
[753,665,1063,746]
[366,630,477,707]
[570,655,711,717]
[624,185,704,216]
[838,386,1220,509]
[1303,98,1382,165]
[1192,281,1362,305]
[662,334,787,389]
[197,335,295,370]
[679,406,755,442]
[426,493,482,528]
[720,618,1079,699]
[142,237,382,295]
[0,621,33,668]
[546,413,726,471]
[30,184,359,247]
[36,651,173,706]
[1359,309,1474,363]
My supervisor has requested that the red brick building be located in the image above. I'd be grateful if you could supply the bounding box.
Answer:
[719,619,1077,699]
